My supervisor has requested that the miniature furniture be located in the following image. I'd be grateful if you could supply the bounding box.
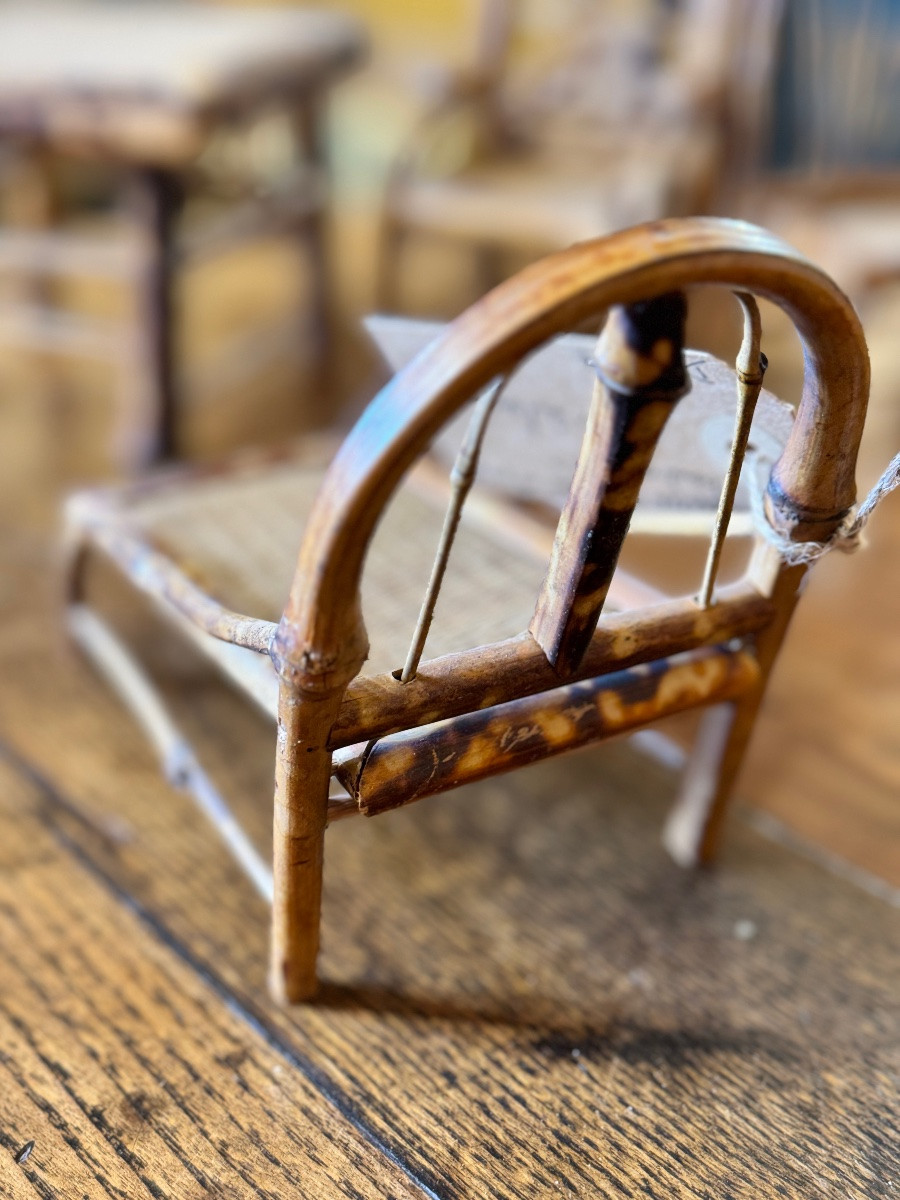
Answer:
[377,0,782,309]
[0,3,366,466]
[65,216,870,1003]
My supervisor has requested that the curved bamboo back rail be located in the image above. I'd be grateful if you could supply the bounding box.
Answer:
[273,216,869,691]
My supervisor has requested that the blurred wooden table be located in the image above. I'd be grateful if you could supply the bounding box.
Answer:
[0,3,366,465]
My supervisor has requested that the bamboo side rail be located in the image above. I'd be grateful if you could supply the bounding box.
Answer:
[331,582,773,748]
[335,645,761,817]
[67,512,277,654]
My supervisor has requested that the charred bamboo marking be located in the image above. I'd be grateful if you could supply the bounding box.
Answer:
[400,375,507,682]
[530,292,689,677]
[331,583,774,748]
[335,646,760,817]
[698,293,767,607]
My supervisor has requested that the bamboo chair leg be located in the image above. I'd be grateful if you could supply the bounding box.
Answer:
[664,549,809,867]
[270,683,339,1003]
[662,698,757,867]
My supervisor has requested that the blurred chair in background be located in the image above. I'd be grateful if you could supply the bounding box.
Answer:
[737,0,900,304]
[376,0,781,312]
[0,4,365,469]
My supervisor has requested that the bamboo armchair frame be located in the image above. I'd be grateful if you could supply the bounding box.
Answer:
[66,217,869,1003]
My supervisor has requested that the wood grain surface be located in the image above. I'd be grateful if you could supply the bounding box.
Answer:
[0,542,896,1198]
[0,756,422,1200]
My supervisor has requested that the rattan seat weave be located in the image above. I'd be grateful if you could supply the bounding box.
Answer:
[79,451,549,716]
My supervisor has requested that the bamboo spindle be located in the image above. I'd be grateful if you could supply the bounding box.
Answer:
[698,293,767,608]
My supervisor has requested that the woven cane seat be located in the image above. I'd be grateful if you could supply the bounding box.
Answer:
[73,448,549,716]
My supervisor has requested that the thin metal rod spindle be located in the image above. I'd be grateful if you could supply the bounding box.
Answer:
[400,376,507,683]
[698,292,767,608]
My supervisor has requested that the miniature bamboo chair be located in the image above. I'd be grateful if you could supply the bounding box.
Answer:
[66,217,870,1003]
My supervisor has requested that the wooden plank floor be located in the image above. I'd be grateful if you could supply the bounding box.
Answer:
[0,756,423,1200]
[0,539,897,1198]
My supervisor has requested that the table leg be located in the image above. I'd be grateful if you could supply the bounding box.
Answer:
[126,166,184,466]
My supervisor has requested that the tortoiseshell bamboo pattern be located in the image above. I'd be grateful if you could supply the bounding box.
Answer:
[67,217,871,1004]
[531,292,689,675]
[332,583,773,749]
[335,647,760,816]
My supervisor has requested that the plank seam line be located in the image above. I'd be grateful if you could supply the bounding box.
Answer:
[744,808,900,908]
[0,736,447,1200]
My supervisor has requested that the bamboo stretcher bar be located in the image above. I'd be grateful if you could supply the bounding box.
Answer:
[331,582,772,748]
[68,605,276,899]
[335,644,760,816]
[67,604,356,881]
